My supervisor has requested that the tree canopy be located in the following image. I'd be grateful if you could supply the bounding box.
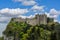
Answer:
[3,20,60,40]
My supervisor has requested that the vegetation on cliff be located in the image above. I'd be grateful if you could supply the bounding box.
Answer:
[3,19,60,40]
[0,37,4,40]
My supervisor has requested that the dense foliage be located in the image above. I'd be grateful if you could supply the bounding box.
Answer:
[3,21,58,40]
[0,37,4,40]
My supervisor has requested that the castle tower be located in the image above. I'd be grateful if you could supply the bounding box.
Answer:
[35,14,40,25]
[40,14,47,25]
[36,14,47,25]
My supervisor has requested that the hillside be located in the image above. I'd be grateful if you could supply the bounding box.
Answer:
[3,18,60,40]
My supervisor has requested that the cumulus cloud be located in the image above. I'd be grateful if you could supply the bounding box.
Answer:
[18,13,39,19]
[13,0,36,6]
[18,14,35,19]
[31,5,45,12]
[45,8,60,23]
[0,8,28,17]
[27,15,35,18]
[54,19,58,22]
[18,15,27,19]
[0,23,7,37]
[59,22,60,23]
[45,12,58,18]
[45,8,60,18]
[22,1,36,6]
[0,17,11,23]
[50,9,60,15]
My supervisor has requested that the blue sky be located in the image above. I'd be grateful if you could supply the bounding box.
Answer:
[0,0,60,37]
[0,0,60,10]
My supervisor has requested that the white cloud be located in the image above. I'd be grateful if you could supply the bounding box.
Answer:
[13,0,36,6]
[45,12,58,18]
[54,19,58,22]
[0,16,11,37]
[50,9,60,15]
[18,14,35,19]
[18,15,27,19]
[0,23,7,37]
[31,5,45,12]
[45,8,60,18]
[28,15,35,18]
[0,17,11,23]
[0,8,28,17]
[45,8,60,23]
[22,1,36,6]
[59,22,60,23]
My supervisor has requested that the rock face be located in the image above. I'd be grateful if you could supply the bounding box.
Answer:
[12,14,47,26]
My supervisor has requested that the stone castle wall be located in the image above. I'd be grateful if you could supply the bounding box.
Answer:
[12,14,47,26]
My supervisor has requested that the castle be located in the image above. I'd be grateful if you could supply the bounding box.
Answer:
[12,14,51,26]
[3,14,54,40]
